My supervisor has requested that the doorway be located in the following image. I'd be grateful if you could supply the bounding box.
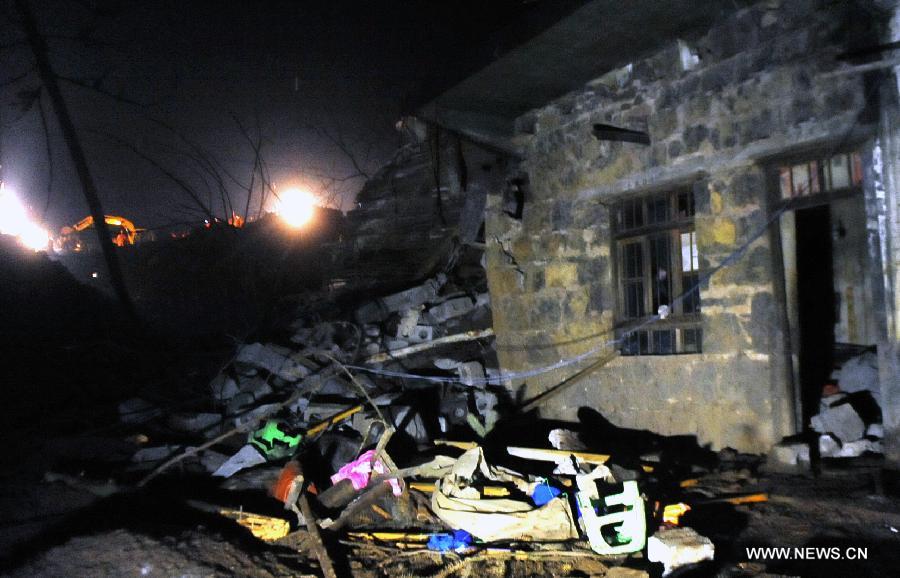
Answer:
[794,205,835,425]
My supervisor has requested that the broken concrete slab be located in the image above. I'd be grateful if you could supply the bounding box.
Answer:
[234,342,311,382]
[837,438,883,457]
[647,526,715,575]
[770,442,809,466]
[118,398,162,425]
[131,445,181,463]
[168,413,221,435]
[457,360,485,386]
[427,296,476,323]
[811,402,865,443]
[355,274,448,323]
[209,374,239,403]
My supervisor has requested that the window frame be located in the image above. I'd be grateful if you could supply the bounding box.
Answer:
[612,188,702,356]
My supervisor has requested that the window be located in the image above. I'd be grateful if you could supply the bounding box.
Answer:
[779,152,862,199]
[614,189,701,355]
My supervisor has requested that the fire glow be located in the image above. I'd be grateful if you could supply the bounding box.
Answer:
[275,188,317,228]
[0,184,49,251]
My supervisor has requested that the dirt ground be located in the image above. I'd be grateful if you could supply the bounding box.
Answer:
[2,455,899,578]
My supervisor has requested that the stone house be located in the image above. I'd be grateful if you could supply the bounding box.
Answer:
[367,0,900,462]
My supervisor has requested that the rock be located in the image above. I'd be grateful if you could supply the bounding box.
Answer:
[355,274,447,323]
[209,374,239,403]
[237,376,274,400]
[818,434,841,458]
[457,361,485,386]
[811,402,865,443]
[395,308,422,338]
[866,423,884,438]
[132,445,181,463]
[234,342,310,382]
[832,351,880,402]
[428,296,476,323]
[198,450,230,473]
[434,358,461,370]
[405,325,434,344]
[118,398,162,425]
[168,413,221,435]
[837,438,882,457]
[771,442,809,466]
[647,526,715,575]
[233,403,281,428]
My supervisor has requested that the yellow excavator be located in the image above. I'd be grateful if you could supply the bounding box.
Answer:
[56,215,140,252]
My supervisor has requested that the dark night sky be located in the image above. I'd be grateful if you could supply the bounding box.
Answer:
[0,0,535,231]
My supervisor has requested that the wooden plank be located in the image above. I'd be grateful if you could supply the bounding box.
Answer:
[507,446,610,464]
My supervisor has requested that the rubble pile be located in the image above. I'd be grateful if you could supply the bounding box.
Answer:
[95,267,773,577]
[772,351,884,467]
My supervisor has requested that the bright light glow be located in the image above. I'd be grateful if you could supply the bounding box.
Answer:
[0,184,49,251]
[276,188,317,228]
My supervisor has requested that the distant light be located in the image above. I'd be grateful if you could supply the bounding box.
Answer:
[91,272,99,278]
[0,184,49,251]
[276,188,317,228]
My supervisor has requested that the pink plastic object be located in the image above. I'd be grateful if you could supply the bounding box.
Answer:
[330,450,403,496]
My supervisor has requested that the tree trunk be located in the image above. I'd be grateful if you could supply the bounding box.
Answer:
[14,0,138,322]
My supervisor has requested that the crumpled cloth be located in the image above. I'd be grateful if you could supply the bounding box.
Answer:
[331,449,402,496]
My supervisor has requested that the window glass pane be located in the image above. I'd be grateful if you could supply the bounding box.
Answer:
[680,231,698,272]
[646,195,669,225]
[682,272,700,314]
[808,160,820,194]
[625,281,644,318]
[638,330,650,354]
[622,242,642,278]
[649,234,671,312]
[620,199,643,231]
[622,332,639,355]
[829,154,850,189]
[677,191,695,218]
[791,163,810,196]
[780,167,793,199]
[652,330,674,354]
[681,327,702,353]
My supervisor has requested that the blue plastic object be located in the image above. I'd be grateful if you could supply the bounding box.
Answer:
[427,530,473,552]
[531,482,562,506]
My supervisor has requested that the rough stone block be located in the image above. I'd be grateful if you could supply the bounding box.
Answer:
[647,527,715,575]
[428,296,476,323]
[235,342,310,382]
[545,262,578,287]
[118,398,162,425]
[458,361,485,386]
[811,403,865,443]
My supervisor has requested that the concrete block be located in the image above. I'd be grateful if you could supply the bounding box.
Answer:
[771,442,809,466]
[118,398,162,425]
[357,274,448,323]
[647,526,715,575]
[811,403,865,443]
[168,412,221,434]
[458,361,485,386]
[235,342,310,382]
[428,296,476,323]
[209,373,240,403]
[132,445,180,463]
[837,439,882,458]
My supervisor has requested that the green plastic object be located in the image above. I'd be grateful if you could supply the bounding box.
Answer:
[576,478,646,555]
[249,420,302,460]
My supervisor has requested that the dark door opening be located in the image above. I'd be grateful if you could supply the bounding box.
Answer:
[795,205,835,425]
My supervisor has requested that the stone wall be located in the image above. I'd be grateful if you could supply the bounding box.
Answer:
[485,0,882,452]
